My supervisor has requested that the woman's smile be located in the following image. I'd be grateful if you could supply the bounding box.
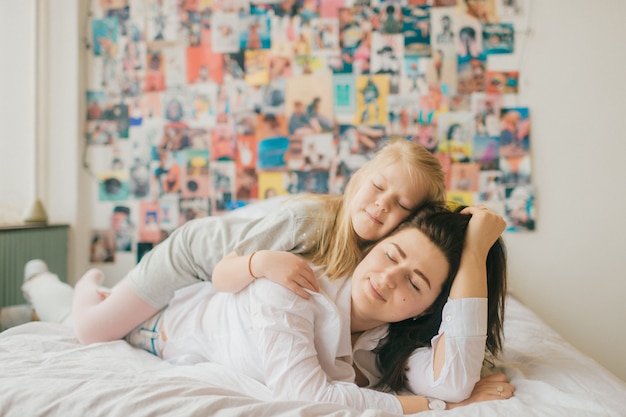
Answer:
[367,278,386,302]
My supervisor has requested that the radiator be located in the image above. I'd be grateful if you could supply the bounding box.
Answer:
[0,224,69,307]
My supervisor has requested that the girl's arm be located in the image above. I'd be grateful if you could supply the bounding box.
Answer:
[213,198,330,296]
[212,250,319,298]
[405,207,506,402]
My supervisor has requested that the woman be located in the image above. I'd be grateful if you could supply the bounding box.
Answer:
[81,204,511,414]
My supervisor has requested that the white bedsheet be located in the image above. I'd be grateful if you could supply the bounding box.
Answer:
[0,295,625,417]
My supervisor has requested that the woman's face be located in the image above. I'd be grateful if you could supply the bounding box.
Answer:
[350,227,449,330]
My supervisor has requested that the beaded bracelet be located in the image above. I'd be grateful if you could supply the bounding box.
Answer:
[248,251,260,279]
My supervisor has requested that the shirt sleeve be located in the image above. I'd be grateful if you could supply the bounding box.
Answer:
[233,199,327,256]
[124,217,220,309]
[250,280,403,414]
[405,297,488,403]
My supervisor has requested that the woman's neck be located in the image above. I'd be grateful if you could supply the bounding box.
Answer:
[350,301,382,334]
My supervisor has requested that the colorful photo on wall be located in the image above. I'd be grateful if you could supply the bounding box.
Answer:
[499,154,531,187]
[244,50,271,86]
[90,229,116,263]
[447,190,475,207]
[505,184,535,231]
[152,150,182,197]
[257,136,289,170]
[144,49,166,92]
[182,149,211,199]
[332,73,357,119]
[188,28,225,84]
[159,195,180,233]
[437,111,475,162]
[473,134,500,170]
[310,17,340,53]
[483,23,514,55]
[136,242,154,263]
[236,134,258,169]
[212,124,237,161]
[87,90,106,120]
[212,160,237,213]
[371,33,404,93]
[240,7,272,50]
[139,201,162,243]
[92,17,119,57]
[402,6,431,57]
[146,0,178,42]
[486,71,519,95]
[457,56,486,95]
[499,106,530,158]
[179,197,210,224]
[355,74,389,126]
[211,11,240,53]
[477,169,506,205]
[286,74,334,134]
[110,204,133,252]
[449,161,481,192]
[258,171,289,199]
[98,171,130,201]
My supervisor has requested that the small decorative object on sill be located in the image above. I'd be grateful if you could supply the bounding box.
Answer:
[23,199,48,225]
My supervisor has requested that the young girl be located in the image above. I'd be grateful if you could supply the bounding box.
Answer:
[76,204,510,414]
[71,138,447,344]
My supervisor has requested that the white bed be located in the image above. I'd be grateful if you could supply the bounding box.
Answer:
[1,295,624,417]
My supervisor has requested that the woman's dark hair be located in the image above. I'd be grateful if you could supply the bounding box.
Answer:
[374,204,507,392]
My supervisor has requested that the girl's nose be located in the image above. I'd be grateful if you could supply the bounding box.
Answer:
[375,197,389,212]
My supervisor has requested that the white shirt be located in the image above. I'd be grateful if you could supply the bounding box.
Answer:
[406,297,488,403]
[158,272,487,411]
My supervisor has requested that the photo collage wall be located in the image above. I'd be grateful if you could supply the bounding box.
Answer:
[85,0,534,263]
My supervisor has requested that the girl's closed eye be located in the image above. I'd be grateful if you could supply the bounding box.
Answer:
[396,200,410,211]
[372,181,383,190]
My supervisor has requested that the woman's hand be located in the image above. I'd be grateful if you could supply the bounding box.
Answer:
[460,206,506,260]
[396,374,514,414]
[449,373,514,409]
[252,250,319,299]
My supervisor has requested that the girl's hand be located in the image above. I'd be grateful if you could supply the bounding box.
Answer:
[449,373,514,409]
[252,251,319,299]
[460,206,506,259]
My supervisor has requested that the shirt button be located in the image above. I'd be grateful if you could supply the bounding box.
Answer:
[445,315,452,322]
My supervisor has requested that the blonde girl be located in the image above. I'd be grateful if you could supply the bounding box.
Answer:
[71,138,446,344]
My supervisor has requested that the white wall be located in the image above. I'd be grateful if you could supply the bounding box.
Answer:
[502,0,626,381]
[0,0,36,224]
[1,0,625,382]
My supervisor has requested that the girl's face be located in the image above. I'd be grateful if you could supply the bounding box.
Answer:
[349,163,425,242]
[351,227,449,330]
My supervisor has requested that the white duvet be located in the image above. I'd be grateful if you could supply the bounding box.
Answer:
[0,296,625,417]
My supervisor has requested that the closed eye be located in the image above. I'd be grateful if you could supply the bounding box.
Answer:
[408,276,421,292]
[372,182,383,190]
[396,201,410,211]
